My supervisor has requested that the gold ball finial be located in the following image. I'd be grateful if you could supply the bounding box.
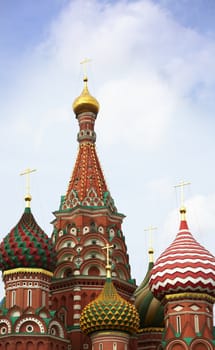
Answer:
[24,194,32,208]
[20,168,36,209]
[148,247,154,263]
[180,206,187,220]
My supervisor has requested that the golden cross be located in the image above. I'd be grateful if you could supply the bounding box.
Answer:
[80,58,92,78]
[20,168,36,206]
[102,242,115,278]
[144,225,157,248]
[174,180,191,207]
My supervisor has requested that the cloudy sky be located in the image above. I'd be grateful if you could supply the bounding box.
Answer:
[1,0,215,299]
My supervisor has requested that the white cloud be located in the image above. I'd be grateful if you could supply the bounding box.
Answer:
[2,0,215,152]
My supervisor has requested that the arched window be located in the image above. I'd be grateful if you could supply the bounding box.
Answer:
[11,290,16,307]
[42,291,46,307]
[176,315,181,334]
[207,317,211,329]
[27,289,32,307]
[194,315,199,333]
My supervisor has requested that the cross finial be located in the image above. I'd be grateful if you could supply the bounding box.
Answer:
[20,168,36,208]
[80,58,92,80]
[174,180,191,206]
[144,225,157,262]
[102,242,115,278]
[174,180,191,220]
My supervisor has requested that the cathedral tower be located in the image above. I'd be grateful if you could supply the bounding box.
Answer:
[50,75,136,349]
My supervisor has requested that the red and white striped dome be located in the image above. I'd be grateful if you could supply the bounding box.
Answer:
[149,208,215,300]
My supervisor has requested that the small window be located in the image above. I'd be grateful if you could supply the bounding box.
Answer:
[194,315,199,333]
[207,317,211,328]
[42,291,46,307]
[1,327,7,335]
[26,325,34,333]
[27,289,32,307]
[176,315,181,333]
[11,290,16,307]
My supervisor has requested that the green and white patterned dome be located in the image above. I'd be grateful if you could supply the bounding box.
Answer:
[0,208,56,272]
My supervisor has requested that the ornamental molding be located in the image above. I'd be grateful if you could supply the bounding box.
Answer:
[4,268,53,277]
[164,292,215,303]
[0,319,11,333]
[48,320,64,338]
[15,317,45,333]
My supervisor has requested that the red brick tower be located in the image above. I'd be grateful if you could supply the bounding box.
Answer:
[0,189,69,349]
[51,76,136,350]
[150,206,215,350]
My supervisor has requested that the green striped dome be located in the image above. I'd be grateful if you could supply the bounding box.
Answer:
[80,278,139,334]
[0,208,56,272]
[134,261,164,329]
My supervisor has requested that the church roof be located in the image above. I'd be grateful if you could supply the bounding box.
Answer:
[149,208,215,300]
[0,207,56,272]
[73,76,99,115]
[59,77,117,213]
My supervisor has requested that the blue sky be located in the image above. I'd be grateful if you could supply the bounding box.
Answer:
[0,0,215,299]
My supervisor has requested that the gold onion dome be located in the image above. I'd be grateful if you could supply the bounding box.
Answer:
[73,76,100,115]
[80,278,139,335]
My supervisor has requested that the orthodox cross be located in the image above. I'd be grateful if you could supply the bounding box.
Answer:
[174,180,191,207]
[144,225,157,248]
[144,225,157,262]
[20,168,36,207]
[80,58,92,78]
[102,242,115,278]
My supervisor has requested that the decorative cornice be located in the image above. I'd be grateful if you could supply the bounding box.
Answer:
[163,292,215,303]
[3,268,53,277]
[138,327,164,333]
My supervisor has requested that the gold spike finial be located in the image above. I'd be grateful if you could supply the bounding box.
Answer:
[174,180,191,220]
[144,225,157,262]
[102,242,115,278]
[20,168,36,208]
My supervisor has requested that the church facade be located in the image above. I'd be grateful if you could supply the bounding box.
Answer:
[0,76,214,350]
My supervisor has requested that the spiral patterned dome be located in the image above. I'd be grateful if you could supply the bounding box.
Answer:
[80,278,139,334]
[134,251,164,329]
[0,208,57,272]
[149,209,215,300]
[73,77,100,115]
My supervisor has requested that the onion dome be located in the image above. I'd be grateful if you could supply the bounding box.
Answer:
[149,207,215,300]
[0,207,57,272]
[80,245,139,335]
[134,249,164,329]
[73,76,100,115]
[80,277,139,334]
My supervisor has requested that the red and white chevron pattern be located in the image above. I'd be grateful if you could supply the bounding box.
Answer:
[149,220,215,300]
